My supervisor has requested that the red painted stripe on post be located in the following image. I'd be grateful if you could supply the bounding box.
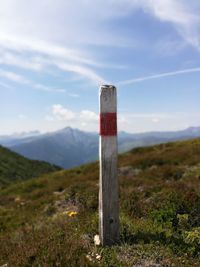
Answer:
[100,112,117,136]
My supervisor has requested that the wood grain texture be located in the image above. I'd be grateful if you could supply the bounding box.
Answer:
[99,85,117,113]
[99,85,119,246]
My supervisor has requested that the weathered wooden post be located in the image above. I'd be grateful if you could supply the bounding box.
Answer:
[99,84,119,246]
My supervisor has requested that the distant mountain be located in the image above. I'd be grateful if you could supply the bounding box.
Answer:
[0,131,41,147]
[0,145,61,187]
[118,126,200,152]
[126,126,200,140]
[2,126,200,169]
[8,127,98,169]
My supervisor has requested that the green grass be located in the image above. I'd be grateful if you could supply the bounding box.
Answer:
[0,145,61,188]
[1,139,200,266]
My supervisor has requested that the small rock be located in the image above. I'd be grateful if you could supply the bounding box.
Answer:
[118,166,141,177]
[96,254,101,261]
[14,197,21,203]
[53,189,66,196]
[94,234,101,246]
[149,165,158,170]
[86,254,93,262]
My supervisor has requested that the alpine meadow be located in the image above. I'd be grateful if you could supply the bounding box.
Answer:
[1,139,200,266]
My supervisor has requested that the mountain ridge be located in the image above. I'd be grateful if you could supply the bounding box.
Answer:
[0,145,61,187]
[1,126,200,168]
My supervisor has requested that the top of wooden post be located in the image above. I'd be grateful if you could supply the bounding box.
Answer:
[99,85,117,113]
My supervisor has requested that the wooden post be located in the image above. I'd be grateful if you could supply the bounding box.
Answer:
[99,84,119,246]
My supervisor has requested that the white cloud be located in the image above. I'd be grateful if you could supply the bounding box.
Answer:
[68,93,80,98]
[0,0,199,88]
[34,84,66,93]
[0,1,114,86]
[0,1,200,57]
[49,105,98,123]
[52,104,75,121]
[118,115,129,124]
[46,105,99,130]
[118,67,200,85]
[46,107,193,133]
[55,62,106,85]
[0,32,99,66]
[0,81,14,90]
[80,110,98,122]
[1,0,200,136]
[45,115,54,122]
[3,108,200,135]
[0,68,29,84]
[115,112,200,133]
[0,50,43,71]
[152,118,160,123]
[129,113,171,119]
[139,0,200,50]
[0,68,66,93]
[42,110,200,134]
[0,33,106,85]
[155,38,187,56]
[0,0,135,47]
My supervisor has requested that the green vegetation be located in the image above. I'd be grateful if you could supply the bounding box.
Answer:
[0,145,61,187]
[1,139,200,266]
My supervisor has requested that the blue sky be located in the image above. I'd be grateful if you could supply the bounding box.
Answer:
[1,0,200,134]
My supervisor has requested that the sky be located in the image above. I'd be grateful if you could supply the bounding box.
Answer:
[1,0,200,135]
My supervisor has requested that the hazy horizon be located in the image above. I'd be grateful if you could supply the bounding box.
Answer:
[1,124,200,137]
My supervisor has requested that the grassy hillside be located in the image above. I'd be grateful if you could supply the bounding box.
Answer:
[0,139,200,266]
[0,145,61,187]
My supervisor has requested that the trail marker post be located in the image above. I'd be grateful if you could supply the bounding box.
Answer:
[99,85,119,246]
